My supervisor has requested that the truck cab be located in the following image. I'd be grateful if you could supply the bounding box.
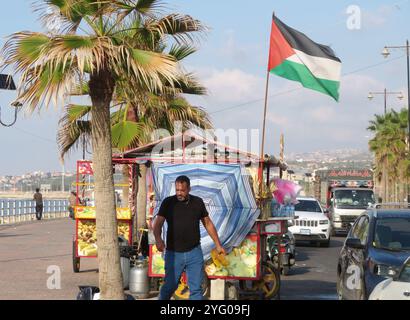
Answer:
[329,187,375,234]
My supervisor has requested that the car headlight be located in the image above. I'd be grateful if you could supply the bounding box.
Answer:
[374,264,397,277]
[319,220,329,225]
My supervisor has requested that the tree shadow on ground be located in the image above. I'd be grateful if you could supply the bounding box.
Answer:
[0,233,32,238]
[282,265,311,276]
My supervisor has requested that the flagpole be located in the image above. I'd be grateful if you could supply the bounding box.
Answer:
[258,70,271,183]
[259,12,276,185]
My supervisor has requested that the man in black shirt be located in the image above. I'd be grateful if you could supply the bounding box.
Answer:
[153,175,225,300]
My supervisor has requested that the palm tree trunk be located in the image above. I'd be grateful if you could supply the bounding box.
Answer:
[89,70,124,300]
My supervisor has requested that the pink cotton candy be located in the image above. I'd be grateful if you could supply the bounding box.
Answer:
[272,179,302,205]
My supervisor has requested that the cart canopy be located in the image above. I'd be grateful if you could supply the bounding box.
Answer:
[151,163,260,259]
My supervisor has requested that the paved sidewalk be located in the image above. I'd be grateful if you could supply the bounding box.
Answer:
[0,218,99,300]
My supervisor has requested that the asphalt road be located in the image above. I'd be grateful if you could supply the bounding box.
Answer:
[0,218,345,300]
[280,237,346,300]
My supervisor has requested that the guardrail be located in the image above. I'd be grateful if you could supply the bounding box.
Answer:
[0,199,70,225]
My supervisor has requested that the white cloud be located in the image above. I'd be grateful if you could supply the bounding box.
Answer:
[201,68,264,103]
[218,30,264,66]
[361,4,398,29]
[184,63,395,154]
[310,106,337,123]
[266,113,290,127]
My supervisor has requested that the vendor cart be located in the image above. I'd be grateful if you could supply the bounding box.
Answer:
[118,132,290,300]
[71,132,291,300]
[148,217,290,300]
[72,160,137,273]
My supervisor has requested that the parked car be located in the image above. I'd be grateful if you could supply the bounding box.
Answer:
[337,208,410,300]
[289,197,331,247]
[369,256,410,300]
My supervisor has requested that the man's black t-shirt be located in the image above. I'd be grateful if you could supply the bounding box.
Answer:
[157,194,209,252]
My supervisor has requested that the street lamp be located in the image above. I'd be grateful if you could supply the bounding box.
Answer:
[367,89,404,114]
[0,74,21,127]
[382,40,410,204]
[381,47,390,59]
[381,40,410,150]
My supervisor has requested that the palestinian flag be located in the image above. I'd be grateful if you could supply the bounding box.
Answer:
[268,15,341,101]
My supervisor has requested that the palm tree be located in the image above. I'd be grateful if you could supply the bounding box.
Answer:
[368,114,391,202]
[1,0,205,299]
[58,93,212,242]
[55,13,211,245]
[368,109,409,204]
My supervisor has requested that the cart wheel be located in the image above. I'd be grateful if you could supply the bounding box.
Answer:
[72,241,80,273]
[253,261,280,299]
[173,274,210,300]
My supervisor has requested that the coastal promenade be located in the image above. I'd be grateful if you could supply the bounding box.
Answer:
[0,218,99,299]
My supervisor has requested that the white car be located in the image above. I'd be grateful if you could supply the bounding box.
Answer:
[289,197,331,247]
[369,257,410,300]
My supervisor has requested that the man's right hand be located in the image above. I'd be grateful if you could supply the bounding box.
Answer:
[156,239,166,252]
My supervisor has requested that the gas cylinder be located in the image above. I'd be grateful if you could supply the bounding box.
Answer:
[129,257,149,297]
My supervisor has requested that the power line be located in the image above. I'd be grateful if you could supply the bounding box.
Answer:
[209,55,406,115]
[3,56,405,140]
[11,126,56,144]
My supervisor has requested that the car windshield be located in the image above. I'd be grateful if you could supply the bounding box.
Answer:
[373,217,410,251]
[334,189,375,209]
[399,261,410,283]
[295,200,322,213]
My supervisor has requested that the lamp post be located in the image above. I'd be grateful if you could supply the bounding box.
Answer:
[381,40,410,150]
[382,40,410,204]
[0,74,21,127]
[368,88,403,201]
[367,89,404,115]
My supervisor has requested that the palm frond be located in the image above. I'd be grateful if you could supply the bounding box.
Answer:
[146,14,207,45]
[168,44,197,61]
[111,120,147,150]
[113,46,178,92]
[57,107,92,160]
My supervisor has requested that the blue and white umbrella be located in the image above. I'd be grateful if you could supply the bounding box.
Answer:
[151,163,260,259]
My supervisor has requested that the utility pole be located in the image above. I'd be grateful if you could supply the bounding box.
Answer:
[368,89,403,115]
[381,40,410,203]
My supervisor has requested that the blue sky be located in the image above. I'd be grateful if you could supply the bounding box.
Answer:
[0,0,409,175]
